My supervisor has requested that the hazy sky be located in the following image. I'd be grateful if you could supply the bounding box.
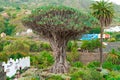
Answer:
[94,0,120,5]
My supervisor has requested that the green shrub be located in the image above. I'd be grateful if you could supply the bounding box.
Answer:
[7,77,14,80]
[38,51,54,69]
[0,52,8,62]
[29,42,40,52]
[89,27,100,34]
[16,6,21,10]
[72,41,78,48]
[46,75,63,80]
[67,47,80,62]
[80,40,90,51]
[5,36,17,40]
[0,39,10,52]
[0,7,4,12]
[30,55,39,67]
[70,70,83,80]
[67,41,78,51]
[0,52,26,62]
[67,41,73,51]
[30,51,54,69]
[117,47,120,51]
[87,61,100,68]
[9,52,25,60]
[107,38,116,42]
[103,61,120,71]
[4,40,30,54]
[28,41,51,52]
[70,68,102,80]
[81,39,100,52]
[102,61,113,70]
[40,42,51,51]
[112,65,120,71]
[69,67,80,74]
[0,43,3,52]
[82,69,103,80]
[31,76,40,80]
[67,41,80,62]
[105,71,120,80]
[11,13,17,19]
[107,49,120,64]
[71,61,83,68]
[3,19,16,35]
[112,33,120,41]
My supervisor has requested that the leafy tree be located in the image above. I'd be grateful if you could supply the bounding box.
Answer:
[90,0,114,68]
[0,17,16,35]
[3,19,16,35]
[0,7,4,12]
[22,5,98,73]
[89,27,100,34]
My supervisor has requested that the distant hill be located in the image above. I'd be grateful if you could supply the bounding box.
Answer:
[0,0,120,27]
[0,0,120,13]
[0,0,92,10]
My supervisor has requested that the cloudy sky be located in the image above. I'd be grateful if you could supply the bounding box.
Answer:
[94,0,120,5]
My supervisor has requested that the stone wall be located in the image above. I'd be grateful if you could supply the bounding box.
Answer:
[79,52,108,64]
[103,42,120,53]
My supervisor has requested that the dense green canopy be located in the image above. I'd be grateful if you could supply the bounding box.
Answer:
[90,0,114,27]
[23,5,98,40]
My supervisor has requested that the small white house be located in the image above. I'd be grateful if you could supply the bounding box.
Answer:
[104,26,120,32]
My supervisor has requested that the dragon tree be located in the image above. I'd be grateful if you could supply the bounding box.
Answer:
[22,5,98,73]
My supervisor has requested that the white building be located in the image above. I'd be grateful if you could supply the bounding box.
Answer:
[104,26,120,32]
[16,29,33,36]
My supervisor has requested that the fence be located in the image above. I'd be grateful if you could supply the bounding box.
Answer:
[2,56,30,78]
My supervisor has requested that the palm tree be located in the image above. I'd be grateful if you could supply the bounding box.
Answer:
[90,0,114,69]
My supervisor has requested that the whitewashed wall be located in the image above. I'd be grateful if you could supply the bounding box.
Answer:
[2,57,30,78]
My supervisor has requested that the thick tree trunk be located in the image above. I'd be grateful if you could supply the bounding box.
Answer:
[49,40,69,74]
